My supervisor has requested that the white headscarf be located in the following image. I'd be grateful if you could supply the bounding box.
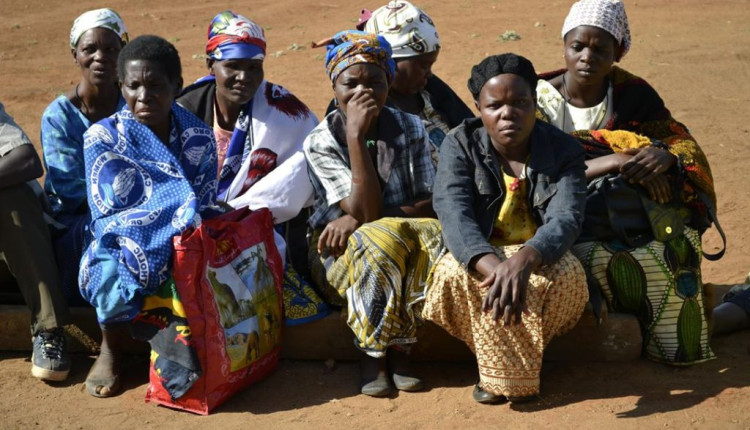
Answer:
[70,8,128,48]
[364,1,440,59]
[562,0,631,59]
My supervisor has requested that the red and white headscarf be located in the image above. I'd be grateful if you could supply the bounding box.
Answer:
[562,0,631,59]
[206,11,266,61]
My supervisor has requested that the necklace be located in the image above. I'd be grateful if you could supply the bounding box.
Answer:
[561,73,609,132]
[74,83,90,117]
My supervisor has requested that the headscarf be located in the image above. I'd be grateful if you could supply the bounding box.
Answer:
[312,30,395,84]
[363,1,440,59]
[206,11,266,61]
[562,0,631,59]
[69,8,129,49]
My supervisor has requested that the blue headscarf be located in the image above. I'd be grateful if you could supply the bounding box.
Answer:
[313,30,395,84]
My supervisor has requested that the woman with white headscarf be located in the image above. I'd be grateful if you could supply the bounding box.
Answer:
[327,1,473,163]
[40,9,128,306]
[536,0,718,366]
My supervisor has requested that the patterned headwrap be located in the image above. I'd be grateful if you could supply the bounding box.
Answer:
[363,1,440,59]
[69,8,128,49]
[206,11,266,61]
[562,0,631,59]
[312,30,395,84]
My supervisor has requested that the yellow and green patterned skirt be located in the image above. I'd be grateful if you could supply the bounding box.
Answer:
[572,227,714,365]
[309,217,443,357]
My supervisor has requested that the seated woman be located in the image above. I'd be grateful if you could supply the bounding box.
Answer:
[306,31,442,397]
[424,53,589,404]
[326,0,473,162]
[40,8,128,305]
[536,0,717,365]
[80,35,218,397]
[177,11,327,325]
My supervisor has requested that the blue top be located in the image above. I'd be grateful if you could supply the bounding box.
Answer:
[41,95,125,214]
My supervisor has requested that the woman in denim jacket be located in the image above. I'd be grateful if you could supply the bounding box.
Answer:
[423,53,589,404]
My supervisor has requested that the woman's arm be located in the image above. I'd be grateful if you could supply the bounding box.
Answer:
[584,152,632,180]
[382,196,434,218]
[433,128,496,267]
[40,109,88,212]
[524,137,587,266]
[0,145,43,188]
[338,90,383,223]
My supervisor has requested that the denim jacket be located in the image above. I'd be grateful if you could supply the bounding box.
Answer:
[434,118,587,267]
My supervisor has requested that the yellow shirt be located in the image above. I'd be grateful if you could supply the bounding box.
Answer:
[490,171,538,246]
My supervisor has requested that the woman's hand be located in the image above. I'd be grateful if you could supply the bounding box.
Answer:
[476,247,542,325]
[640,173,673,204]
[345,88,380,141]
[317,214,361,258]
[620,146,676,185]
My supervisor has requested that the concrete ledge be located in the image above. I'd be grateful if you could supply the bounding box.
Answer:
[0,303,642,362]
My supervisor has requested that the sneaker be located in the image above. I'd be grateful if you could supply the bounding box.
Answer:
[31,328,70,382]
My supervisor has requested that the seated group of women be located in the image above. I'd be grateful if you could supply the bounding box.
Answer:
[39,0,728,404]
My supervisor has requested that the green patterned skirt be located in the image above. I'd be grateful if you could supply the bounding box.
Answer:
[573,227,714,365]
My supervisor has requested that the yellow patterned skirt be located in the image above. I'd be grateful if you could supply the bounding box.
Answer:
[424,247,588,397]
[309,217,443,357]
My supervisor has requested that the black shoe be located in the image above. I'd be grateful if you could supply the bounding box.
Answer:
[388,349,424,392]
[31,328,70,382]
[472,384,505,404]
[360,356,392,397]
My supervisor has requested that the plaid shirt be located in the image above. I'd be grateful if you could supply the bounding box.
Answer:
[304,106,435,228]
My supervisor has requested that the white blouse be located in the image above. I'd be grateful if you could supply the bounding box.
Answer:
[536,79,613,133]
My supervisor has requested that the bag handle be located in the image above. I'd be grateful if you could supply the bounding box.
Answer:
[701,195,726,261]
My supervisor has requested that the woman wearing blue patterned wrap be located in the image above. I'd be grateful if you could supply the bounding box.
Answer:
[40,8,128,305]
[307,31,442,397]
[80,35,217,398]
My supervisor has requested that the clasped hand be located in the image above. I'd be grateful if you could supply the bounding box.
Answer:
[479,255,533,326]
[317,214,360,258]
[620,147,677,204]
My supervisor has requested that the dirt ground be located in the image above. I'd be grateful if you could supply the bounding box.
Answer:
[1,0,749,428]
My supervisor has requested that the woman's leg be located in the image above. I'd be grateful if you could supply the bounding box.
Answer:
[424,248,588,400]
[314,218,442,395]
[712,286,750,335]
[85,323,128,397]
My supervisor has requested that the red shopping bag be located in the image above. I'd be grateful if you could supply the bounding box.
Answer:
[146,208,284,414]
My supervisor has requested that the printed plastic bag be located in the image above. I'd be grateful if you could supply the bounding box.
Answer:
[146,208,284,414]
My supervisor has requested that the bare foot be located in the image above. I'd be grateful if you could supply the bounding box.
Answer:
[85,350,121,397]
[85,325,126,398]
